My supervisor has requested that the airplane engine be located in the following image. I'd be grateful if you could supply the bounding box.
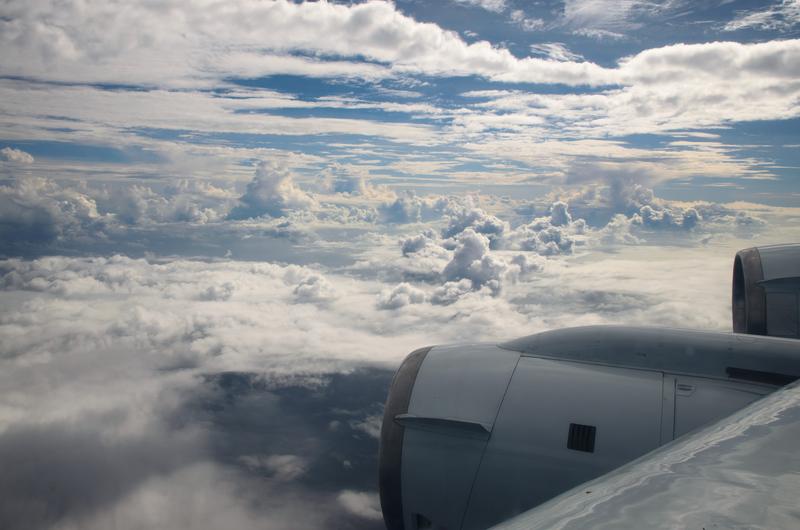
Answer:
[733,244,800,338]
[380,245,800,530]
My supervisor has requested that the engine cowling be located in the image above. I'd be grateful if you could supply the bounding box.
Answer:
[733,244,800,338]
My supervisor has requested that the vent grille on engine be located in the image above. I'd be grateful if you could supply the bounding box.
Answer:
[567,423,596,453]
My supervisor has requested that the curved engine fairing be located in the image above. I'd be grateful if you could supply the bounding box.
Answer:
[734,244,800,338]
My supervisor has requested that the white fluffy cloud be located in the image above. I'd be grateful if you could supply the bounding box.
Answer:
[377,282,426,310]
[0,0,606,87]
[442,203,509,248]
[5,0,796,91]
[0,147,34,164]
[105,180,233,225]
[0,177,109,243]
[228,161,316,220]
[441,229,507,291]
[337,490,382,521]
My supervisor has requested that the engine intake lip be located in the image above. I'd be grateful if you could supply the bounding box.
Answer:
[733,247,766,335]
[379,346,432,530]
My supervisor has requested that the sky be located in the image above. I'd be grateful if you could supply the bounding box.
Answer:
[0,0,799,528]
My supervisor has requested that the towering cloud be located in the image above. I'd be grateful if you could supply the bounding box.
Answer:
[228,161,315,220]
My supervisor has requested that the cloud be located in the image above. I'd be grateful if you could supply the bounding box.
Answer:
[529,43,584,62]
[330,170,370,196]
[3,230,799,516]
[0,421,202,530]
[549,201,572,226]
[596,213,642,245]
[0,177,109,244]
[452,0,508,13]
[507,202,586,256]
[510,9,546,31]
[228,161,316,220]
[400,229,439,256]
[16,0,786,92]
[0,0,615,87]
[442,202,508,248]
[723,0,800,32]
[377,282,426,309]
[348,413,383,439]
[0,147,34,164]
[441,229,507,292]
[430,278,475,305]
[293,274,338,304]
[0,2,797,196]
[103,180,232,225]
[635,204,700,230]
[238,454,308,481]
[572,27,625,39]
[378,193,452,224]
[337,490,382,521]
[559,0,680,36]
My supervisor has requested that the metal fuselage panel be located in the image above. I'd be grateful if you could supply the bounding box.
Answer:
[493,382,800,530]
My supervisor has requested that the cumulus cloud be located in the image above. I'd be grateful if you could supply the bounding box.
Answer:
[635,204,700,230]
[549,200,572,226]
[542,180,769,244]
[0,147,34,164]
[337,490,382,521]
[400,229,439,256]
[228,161,315,220]
[330,171,369,196]
[377,282,426,310]
[597,213,642,245]
[378,193,452,224]
[104,180,231,225]
[430,278,477,305]
[293,274,337,304]
[442,203,508,249]
[508,202,585,256]
[441,229,507,292]
[0,177,109,245]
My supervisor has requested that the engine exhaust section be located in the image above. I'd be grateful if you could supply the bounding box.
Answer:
[380,244,800,530]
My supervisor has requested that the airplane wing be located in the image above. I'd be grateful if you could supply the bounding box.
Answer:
[493,380,800,529]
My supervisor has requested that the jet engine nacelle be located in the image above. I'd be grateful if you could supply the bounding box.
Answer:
[734,244,800,338]
[380,245,800,530]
